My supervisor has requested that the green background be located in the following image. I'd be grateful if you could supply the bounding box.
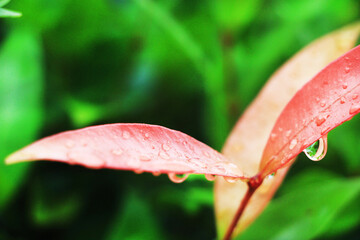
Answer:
[1,0,360,239]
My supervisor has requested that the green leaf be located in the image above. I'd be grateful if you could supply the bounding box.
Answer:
[239,174,360,240]
[106,191,164,240]
[133,0,205,74]
[0,8,21,18]
[31,180,81,226]
[212,0,261,32]
[321,194,360,238]
[0,0,10,7]
[0,28,43,209]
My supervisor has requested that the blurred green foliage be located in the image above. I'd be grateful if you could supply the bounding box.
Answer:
[0,0,360,239]
[0,0,21,18]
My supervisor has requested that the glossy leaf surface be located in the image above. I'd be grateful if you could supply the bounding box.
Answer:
[215,22,360,237]
[260,43,360,178]
[6,124,244,178]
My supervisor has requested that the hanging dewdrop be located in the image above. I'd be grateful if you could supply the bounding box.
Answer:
[303,134,328,161]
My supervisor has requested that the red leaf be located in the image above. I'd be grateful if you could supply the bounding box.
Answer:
[259,45,360,178]
[6,124,244,179]
[214,23,360,237]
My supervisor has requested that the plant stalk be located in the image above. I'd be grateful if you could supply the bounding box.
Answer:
[222,177,262,240]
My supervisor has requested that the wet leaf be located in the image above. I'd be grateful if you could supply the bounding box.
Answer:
[6,124,244,179]
[215,22,360,237]
[260,41,360,178]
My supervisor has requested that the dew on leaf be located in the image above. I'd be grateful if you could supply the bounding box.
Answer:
[320,100,326,107]
[303,135,327,161]
[267,172,276,179]
[340,97,346,104]
[270,133,277,141]
[65,140,75,148]
[152,171,161,177]
[289,139,297,150]
[168,173,189,183]
[122,130,130,139]
[345,66,350,73]
[321,126,331,135]
[159,151,170,160]
[134,169,143,174]
[285,130,292,137]
[205,174,216,181]
[112,148,123,156]
[223,176,238,183]
[162,143,170,151]
[315,115,326,126]
[352,94,358,100]
[202,150,210,158]
[139,155,151,162]
[342,83,348,89]
[349,103,360,114]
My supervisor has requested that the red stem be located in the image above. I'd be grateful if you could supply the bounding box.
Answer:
[222,177,262,240]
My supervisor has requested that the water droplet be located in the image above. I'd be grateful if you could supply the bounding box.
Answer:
[203,150,210,158]
[269,155,277,162]
[152,171,161,176]
[122,131,130,139]
[134,169,143,174]
[162,143,170,151]
[352,94,358,100]
[278,127,283,132]
[267,172,276,179]
[315,97,320,102]
[139,155,151,162]
[320,100,326,107]
[303,135,327,161]
[270,133,277,141]
[168,173,189,183]
[345,66,350,73]
[144,133,150,139]
[223,176,238,183]
[112,148,123,156]
[66,140,75,148]
[315,116,326,126]
[285,130,292,137]
[205,174,216,181]
[159,151,170,160]
[340,97,346,104]
[342,83,348,89]
[289,139,297,150]
[349,103,360,114]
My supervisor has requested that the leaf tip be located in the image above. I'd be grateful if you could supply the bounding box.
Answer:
[5,150,33,165]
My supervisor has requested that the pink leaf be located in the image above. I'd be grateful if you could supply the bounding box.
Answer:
[259,44,360,178]
[6,124,244,179]
[214,22,360,237]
